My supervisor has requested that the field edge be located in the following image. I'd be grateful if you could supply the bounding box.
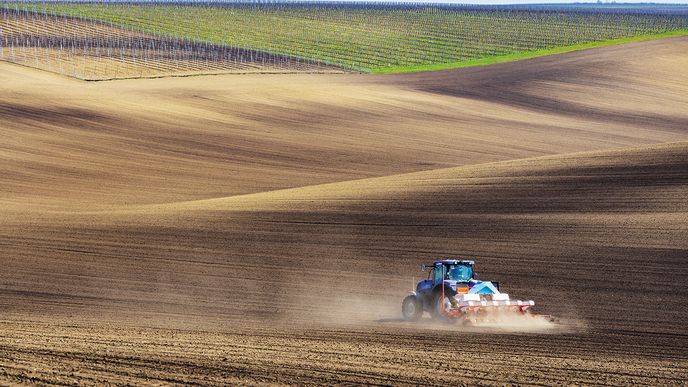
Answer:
[371,30,688,74]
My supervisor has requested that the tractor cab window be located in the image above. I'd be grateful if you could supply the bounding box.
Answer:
[432,265,443,285]
[445,264,473,282]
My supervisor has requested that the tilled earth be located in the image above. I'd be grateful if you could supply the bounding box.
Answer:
[0,319,686,386]
[1,38,687,385]
[2,142,687,385]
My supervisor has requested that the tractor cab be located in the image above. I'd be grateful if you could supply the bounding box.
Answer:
[436,260,474,282]
[416,260,475,295]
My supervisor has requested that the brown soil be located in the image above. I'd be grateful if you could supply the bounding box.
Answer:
[0,37,687,385]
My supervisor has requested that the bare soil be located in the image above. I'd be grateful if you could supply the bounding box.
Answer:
[0,37,687,385]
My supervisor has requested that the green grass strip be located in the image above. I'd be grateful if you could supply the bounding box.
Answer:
[372,30,688,74]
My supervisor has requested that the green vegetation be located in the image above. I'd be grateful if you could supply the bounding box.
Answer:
[374,29,688,74]
[3,2,688,73]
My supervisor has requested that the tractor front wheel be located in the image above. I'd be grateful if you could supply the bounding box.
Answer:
[401,295,422,321]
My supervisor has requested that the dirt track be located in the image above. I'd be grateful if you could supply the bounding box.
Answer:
[1,37,687,385]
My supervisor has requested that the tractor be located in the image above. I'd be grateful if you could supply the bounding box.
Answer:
[401,260,536,324]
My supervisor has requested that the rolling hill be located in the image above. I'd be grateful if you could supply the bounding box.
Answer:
[0,37,686,385]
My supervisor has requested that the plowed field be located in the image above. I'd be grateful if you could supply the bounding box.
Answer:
[0,37,687,385]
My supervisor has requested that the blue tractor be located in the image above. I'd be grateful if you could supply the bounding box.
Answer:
[401,260,535,323]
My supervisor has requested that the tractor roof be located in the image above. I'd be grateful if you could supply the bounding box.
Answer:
[433,259,474,266]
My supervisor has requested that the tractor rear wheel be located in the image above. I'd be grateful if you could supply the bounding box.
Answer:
[401,295,422,321]
[431,291,453,320]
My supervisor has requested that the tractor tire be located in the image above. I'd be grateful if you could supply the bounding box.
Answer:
[431,292,449,320]
[431,288,456,321]
[401,295,422,321]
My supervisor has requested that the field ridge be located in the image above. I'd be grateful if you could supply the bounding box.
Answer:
[54,139,687,216]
